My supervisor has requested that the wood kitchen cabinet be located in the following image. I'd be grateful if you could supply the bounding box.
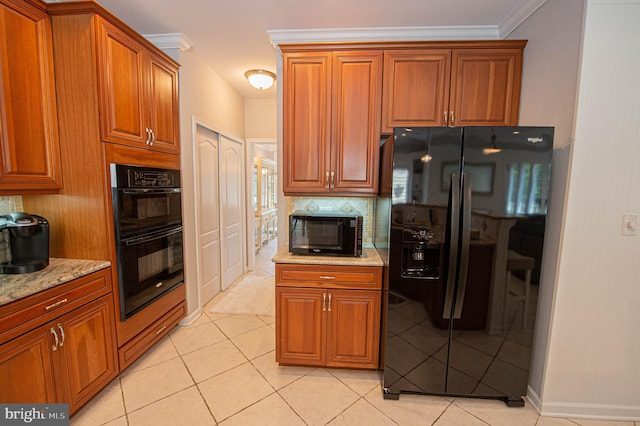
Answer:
[281,49,382,196]
[381,41,526,133]
[275,263,382,369]
[33,2,185,379]
[0,269,118,415]
[0,0,62,193]
[96,17,180,154]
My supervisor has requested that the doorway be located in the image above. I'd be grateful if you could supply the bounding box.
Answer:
[247,140,277,270]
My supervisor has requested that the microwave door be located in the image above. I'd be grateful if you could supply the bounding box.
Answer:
[289,217,309,252]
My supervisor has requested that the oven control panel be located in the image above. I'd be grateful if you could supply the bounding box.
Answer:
[129,170,176,188]
[111,163,181,189]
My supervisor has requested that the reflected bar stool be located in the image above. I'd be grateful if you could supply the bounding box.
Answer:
[503,250,535,330]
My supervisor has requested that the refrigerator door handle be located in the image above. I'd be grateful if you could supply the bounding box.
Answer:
[443,173,460,319]
[453,172,472,319]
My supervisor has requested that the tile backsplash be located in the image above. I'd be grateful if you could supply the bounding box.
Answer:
[0,196,23,263]
[286,196,375,246]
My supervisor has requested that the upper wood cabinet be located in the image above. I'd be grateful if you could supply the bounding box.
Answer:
[0,0,62,193]
[96,17,179,154]
[381,42,526,133]
[282,49,382,196]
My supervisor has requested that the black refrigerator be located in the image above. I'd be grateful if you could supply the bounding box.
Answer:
[374,126,554,406]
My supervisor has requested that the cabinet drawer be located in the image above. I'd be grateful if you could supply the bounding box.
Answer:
[118,301,185,372]
[0,268,111,345]
[276,264,381,290]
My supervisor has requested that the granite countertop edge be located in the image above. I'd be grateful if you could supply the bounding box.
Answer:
[272,246,384,267]
[0,258,111,307]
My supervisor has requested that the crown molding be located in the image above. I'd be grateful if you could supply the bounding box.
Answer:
[498,0,549,37]
[144,33,193,51]
[268,25,500,46]
[268,1,549,46]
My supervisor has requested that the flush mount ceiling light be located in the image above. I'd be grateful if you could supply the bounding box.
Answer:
[245,69,276,90]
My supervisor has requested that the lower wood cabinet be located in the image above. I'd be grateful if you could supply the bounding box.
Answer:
[275,264,382,369]
[0,271,118,416]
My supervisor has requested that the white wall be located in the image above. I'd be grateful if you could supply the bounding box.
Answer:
[505,0,585,406]
[245,98,277,140]
[509,0,585,148]
[538,0,640,420]
[176,48,246,321]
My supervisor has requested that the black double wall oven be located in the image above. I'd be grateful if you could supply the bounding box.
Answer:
[111,164,184,320]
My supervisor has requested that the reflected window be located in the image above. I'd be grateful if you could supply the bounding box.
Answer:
[506,163,550,215]
[392,168,410,204]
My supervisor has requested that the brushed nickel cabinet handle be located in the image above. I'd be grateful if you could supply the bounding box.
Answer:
[328,293,332,312]
[444,111,448,126]
[319,276,335,280]
[45,298,68,311]
[150,129,155,146]
[450,111,455,127]
[145,128,151,145]
[50,327,59,351]
[57,324,65,347]
[156,325,168,335]
[325,172,330,189]
[322,293,326,312]
[330,171,335,189]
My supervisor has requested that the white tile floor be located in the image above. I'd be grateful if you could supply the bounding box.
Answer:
[71,240,638,425]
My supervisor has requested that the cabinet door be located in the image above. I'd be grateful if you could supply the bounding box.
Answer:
[56,295,118,414]
[449,49,523,127]
[0,0,62,192]
[147,53,180,154]
[0,326,57,403]
[326,289,380,369]
[332,51,382,194]
[276,287,326,366]
[282,52,331,194]
[96,17,148,147]
[381,50,451,133]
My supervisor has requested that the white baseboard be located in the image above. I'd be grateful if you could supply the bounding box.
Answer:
[526,385,543,413]
[179,307,202,326]
[528,385,640,421]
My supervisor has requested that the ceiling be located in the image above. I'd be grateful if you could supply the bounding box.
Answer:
[83,0,547,100]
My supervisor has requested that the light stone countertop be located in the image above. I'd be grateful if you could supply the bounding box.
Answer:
[272,246,383,267]
[0,258,111,307]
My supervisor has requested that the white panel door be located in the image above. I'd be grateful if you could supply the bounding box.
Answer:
[195,126,221,305]
[220,135,245,290]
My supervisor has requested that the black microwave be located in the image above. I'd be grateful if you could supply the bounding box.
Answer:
[289,211,363,257]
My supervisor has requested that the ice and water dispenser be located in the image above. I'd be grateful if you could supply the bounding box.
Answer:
[401,223,441,279]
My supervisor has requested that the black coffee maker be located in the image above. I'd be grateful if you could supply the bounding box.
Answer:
[0,212,49,274]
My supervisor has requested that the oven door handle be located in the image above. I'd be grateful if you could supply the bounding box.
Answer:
[121,188,181,194]
[123,226,183,246]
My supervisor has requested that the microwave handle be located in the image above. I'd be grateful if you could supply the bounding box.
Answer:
[123,226,182,246]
